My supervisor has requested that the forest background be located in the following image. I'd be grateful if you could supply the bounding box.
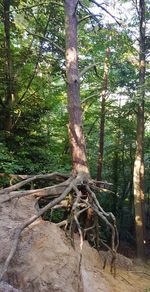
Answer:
[0,0,149,260]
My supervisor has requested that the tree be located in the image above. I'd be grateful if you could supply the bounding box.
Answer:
[65,0,89,176]
[133,0,146,258]
[0,0,66,174]
[97,47,110,181]
[0,0,118,280]
[2,0,14,131]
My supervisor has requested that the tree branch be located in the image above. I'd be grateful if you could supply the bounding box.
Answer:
[26,31,65,54]
[10,2,63,13]
[78,14,92,23]
[79,1,103,28]
[79,63,99,78]
[81,93,98,104]
[89,0,121,26]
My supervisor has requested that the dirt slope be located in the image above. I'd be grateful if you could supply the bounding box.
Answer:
[0,194,149,291]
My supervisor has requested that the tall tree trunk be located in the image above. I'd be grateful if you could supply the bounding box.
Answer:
[3,0,14,131]
[64,0,89,176]
[133,0,145,258]
[97,48,110,181]
[112,150,118,216]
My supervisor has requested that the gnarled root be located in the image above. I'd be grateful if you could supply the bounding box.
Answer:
[0,172,119,281]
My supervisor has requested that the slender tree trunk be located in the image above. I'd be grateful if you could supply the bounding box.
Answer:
[64,0,89,176]
[3,0,14,131]
[112,150,118,216]
[97,48,110,181]
[133,0,145,258]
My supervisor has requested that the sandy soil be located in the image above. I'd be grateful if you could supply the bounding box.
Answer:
[0,194,150,292]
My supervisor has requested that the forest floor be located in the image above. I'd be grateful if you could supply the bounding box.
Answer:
[0,188,150,292]
[98,253,150,292]
[80,238,150,292]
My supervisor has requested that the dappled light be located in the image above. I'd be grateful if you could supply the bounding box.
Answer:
[0,0,149,290]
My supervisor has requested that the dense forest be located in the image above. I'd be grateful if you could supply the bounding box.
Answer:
[0,0,150,283]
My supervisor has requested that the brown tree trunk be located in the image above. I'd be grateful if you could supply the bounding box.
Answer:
[97,48,110,181]
[133,0,145,258]
[112,150,118,217]
[64,0,89,176]
[3,0,14,131]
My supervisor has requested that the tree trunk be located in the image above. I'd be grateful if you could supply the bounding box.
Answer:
[3,0,14,131]
[133,0,145,258]
[64,0,89,176]
[112,150,118,216]
[97,48,110,181]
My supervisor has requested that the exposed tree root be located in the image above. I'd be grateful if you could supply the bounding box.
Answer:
[0,172,119,281]
[0,172,69,195]
[0,178,72,203]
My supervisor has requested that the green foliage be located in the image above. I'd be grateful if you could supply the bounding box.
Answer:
[0,141,23,174]
[42,208,66,223]
[0,0,149,249]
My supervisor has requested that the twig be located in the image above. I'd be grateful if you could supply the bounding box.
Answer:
[26,31,65,54]
[78,14,92,23]
[81,93,98,104]
[10,2,63,13]
[79,63,99,78]
[79,1,103,28]
[89,0,121,26]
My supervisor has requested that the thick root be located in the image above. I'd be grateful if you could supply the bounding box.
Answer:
[0,172,69,195]
[0,172,118,281]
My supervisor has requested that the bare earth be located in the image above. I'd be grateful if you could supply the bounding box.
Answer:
[0,194,149,292]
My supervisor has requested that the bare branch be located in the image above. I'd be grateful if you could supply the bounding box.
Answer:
[79,63,99,78]
[17,14,52,104]
[10,2,63,13]
[79,1,103,28]
[78,14,92,23]
[89,0,121,26]
[26,31,65,54]
[81,93,98,104]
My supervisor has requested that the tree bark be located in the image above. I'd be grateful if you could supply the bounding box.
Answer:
[3,0,14,131]
[64,0,89,176]
[133,0,145,258]
[97,48,110,181]
[112,150,118,217]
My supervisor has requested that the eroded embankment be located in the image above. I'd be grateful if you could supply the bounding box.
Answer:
[0,194,149,292]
